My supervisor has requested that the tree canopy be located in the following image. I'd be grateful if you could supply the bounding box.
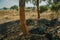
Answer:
[2,7,8,10]
[10,5,18,10]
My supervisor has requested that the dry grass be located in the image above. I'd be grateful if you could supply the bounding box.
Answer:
[0,10,60,23]
[0,10,19,24]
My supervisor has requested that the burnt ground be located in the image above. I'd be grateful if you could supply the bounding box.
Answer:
[0,19,60,40]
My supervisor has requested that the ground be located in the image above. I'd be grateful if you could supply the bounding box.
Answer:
[0,10,60,40]
[0,10,60,23]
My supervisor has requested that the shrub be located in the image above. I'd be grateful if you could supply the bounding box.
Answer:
[26,19,35,26]
[37,19,51,27]
[10,5,18,11]
[30,24,47,34]
[39,6,48,13]
[2,7,8,10]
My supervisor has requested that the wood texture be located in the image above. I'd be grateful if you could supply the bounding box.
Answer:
[37,0,40,19]
[19,0,29,35]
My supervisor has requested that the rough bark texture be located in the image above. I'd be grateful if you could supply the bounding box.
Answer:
[37,0,40,19]
[19,0,29,35]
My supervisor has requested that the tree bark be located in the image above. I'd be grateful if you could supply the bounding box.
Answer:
[19,0,29,35]
[37,0,40,19]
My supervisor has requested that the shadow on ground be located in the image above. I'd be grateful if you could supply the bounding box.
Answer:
[0,18,60,40]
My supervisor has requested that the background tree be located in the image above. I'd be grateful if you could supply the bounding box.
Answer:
[51,0,60,11]
[40,5,48,13]
[10,5,18,10]
[47,0,60,19]
[2,7,8,10]
[25,0,60,19]
[25,0,46,19]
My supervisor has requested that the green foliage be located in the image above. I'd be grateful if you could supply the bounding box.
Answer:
[25,0,60,12]
[39,6,48,13]
[25,7,35,11]
[51,4,60,12]
[53,0,60,4]
[26,7,32,9]
[32,7,35,10]
[47,0,60,12]
[26,19,35,26]
[2,7,8,10]
[10,5,18,10]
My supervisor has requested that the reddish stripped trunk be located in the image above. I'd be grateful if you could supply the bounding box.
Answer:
[19,0,29,35]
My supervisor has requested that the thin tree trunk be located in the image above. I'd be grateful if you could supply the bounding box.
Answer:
[37,0,40,19]
[19,0,29,35]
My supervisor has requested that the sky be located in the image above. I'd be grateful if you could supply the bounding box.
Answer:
[0,0,47,8]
